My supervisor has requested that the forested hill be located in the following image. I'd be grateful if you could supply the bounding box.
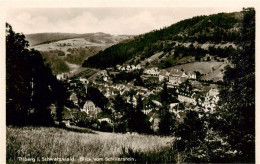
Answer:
[82,11,243,69]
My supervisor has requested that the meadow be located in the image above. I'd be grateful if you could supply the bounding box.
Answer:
[7,126,175,163]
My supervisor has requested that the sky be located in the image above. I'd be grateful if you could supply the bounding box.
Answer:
[6,7,242,35]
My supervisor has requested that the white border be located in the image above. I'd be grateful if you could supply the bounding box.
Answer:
[0,0,259,163]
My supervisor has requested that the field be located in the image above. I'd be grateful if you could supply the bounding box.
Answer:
[7,126,174,163]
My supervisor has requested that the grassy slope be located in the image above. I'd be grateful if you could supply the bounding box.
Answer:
[167,61,227,81]
[7,126,172,163]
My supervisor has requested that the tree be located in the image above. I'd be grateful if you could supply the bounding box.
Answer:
[113,94,126,114]
[215,8,255,162]
[158,81,174,135]
[6,23,64,126]
[174,110,206,162]
[158,104,174,135]
[87,87,108,110]
[134,96,152,134]
[6,23,31,125]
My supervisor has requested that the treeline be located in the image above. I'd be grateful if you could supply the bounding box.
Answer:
[82,11,241,69]
[41,51,70,74]
[41,47,98,74]
[6,23,66,126]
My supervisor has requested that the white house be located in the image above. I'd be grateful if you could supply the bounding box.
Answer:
[57,73,69,81]
[69,93,78,106]
[178,94,197,105]
[79,77,88,84]
[142,109,153,115]
[159,70,170,82]
[82,100,101,117]
[187,72,196,79]
[136,64,141,69]
[144,67,160,76]
[98,118,112,124]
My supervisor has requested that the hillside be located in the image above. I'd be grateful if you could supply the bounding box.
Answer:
[26,32,132,46]
[82,11,242,71]
[26,33,132,75]
[26,33,81,46]
[167,61,228,82]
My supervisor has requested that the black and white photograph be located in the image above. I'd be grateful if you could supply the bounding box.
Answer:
[1,0,258,163]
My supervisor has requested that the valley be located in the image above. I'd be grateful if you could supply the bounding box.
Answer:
[6,7,255,163]
[27,33,133,75]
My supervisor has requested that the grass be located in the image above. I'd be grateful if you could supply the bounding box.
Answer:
[7,126,173,163]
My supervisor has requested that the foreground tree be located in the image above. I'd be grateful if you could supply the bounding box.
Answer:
[159,81,174,135]
[214,8,255,162]
[6,23,64,126]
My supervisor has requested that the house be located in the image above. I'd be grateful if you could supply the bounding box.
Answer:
[126,65,131,71]
[116,65,122,70]
[183,42,192,48]
[169,69,194,84]
[201,43,213,51]
[208,88,219,97]
[178,93,197,105]
[126,96,137,106]
[69,93,78,106]
[79,77,88,84]
[151,100,162,109]
[61,107,74,127]
[180,72,189,81]
[201,88,220,113]
[169,76,181,85]
[136,64,141,69]
[187,72,196,79]
[169,103,179,112]
[201,54,214,61]
[169,69,182,83]
[148,113,159,132]
[103,76,108,82]
[144,67,160,76]
[159,70,170,82]
[98,118,112,124]
[131,65,136,70]
[142,109,152,115]
[99,70,108,76]
[82,100,101,117]
[57,73,69,81]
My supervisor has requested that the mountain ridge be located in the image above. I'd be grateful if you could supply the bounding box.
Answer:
[82,11,242,70]
[26,32,132,46]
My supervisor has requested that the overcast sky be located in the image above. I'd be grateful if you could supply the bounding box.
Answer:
[6,7,242,35]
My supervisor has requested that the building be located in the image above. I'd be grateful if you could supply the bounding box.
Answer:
[69,93,78,106]
[61,107,74,127]
[159,70,170,82]
[144,67,160,76]
[57,73,69,81]
[98,118,112,124]
[178,93,197,105]
[187,72,196,79]
[79,77,88,84]
[82,100,101,117]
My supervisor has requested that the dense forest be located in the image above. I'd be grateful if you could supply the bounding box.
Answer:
[82,12,241,69]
